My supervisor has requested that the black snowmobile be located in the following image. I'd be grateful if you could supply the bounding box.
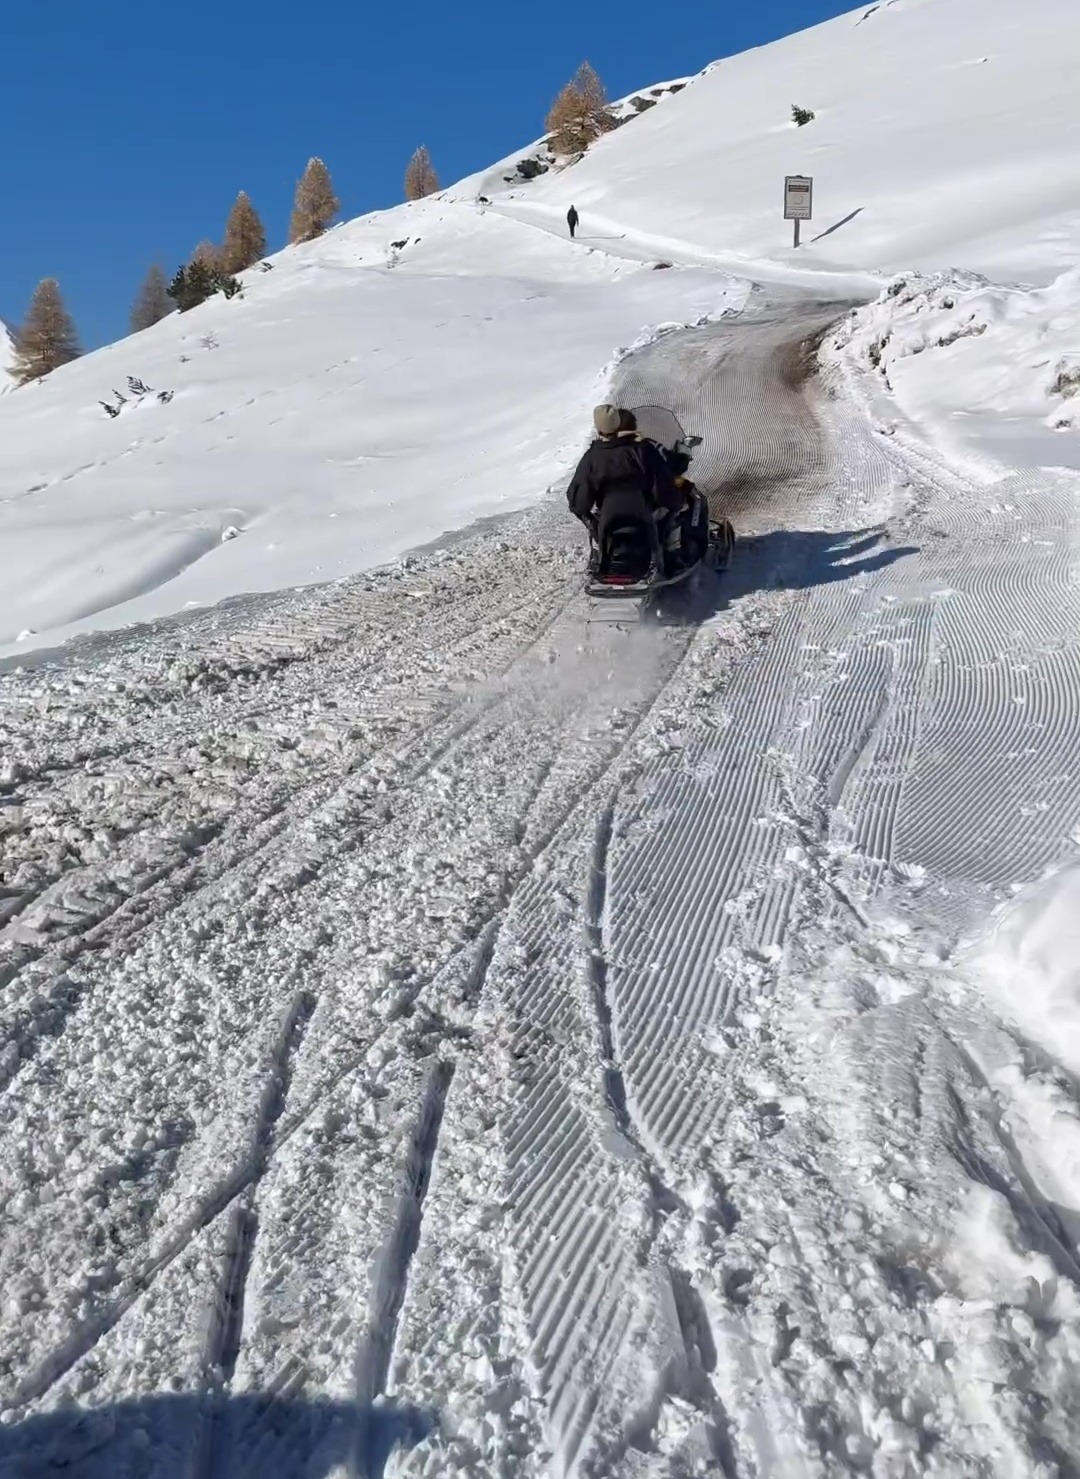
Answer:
[585,405,734,609]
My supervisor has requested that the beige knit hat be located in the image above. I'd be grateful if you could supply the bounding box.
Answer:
[593,403,621,437]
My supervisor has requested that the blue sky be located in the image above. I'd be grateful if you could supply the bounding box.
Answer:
[1,0,856,348]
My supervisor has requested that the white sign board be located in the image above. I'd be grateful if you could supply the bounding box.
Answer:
[784,175,814,221]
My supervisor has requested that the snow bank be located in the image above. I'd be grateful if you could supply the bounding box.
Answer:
[964,864,1080,1075]
[523,0,1080,284]
[825,267,1080,472]
[958,866,1080,1240]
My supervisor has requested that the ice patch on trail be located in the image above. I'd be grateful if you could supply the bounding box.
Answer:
[962,862,1080,1075]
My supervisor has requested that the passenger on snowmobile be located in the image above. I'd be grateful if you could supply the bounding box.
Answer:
[657,439,712,571]
[566,405,683,573]
[617,408,710,573]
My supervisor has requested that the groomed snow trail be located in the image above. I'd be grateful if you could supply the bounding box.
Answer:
[3,297,1080,1478]
[384,303,1080,1478]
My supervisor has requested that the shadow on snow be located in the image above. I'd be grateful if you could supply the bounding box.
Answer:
[811,206,865,243]
[725,524,917,599]
[655,525,917,625]
[0,1391,435,1478]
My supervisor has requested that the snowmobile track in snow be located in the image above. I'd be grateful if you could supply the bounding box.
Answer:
[0,564,583,994]
[195,991,318,1479]
[354,1058,455,1479]
[7,991,319,1418]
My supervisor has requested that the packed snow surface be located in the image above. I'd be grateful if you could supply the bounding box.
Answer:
[3,0,1080,1474]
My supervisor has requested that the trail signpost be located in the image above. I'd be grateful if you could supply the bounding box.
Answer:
[784,175,813,248]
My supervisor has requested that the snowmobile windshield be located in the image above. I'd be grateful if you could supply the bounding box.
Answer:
[630,405,688,452]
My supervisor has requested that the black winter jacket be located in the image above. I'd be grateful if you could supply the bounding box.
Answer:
[566,435,682,523]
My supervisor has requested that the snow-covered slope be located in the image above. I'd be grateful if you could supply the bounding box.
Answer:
[517,0,1080,284]
[5,290,1080,1479]
[0,212,749,653]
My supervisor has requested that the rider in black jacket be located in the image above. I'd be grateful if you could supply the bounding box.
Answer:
[566,405,683,528]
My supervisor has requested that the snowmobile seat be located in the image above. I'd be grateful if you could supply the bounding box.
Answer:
[594,488,661,584]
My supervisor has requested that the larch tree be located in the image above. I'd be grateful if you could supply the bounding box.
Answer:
[545,61,616,155]
[130,264,172,333]
[221,191,267,273]
[12,278,81,384]
[404,145,440,201]
[289,157,340,244]
[575,62,611,122]
[545,83,583,154]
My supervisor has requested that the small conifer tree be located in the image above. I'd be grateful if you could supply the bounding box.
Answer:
[575,62,611,126]
[167,258,241,313]
[191,239,221,269]
[289,157,340,244]
[404,145,440,201]
[221,191,268,273]
[12,278,81,383]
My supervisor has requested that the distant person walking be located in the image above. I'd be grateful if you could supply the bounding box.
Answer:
[567,205,579,239]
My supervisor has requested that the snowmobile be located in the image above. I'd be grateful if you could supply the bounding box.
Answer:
[584,405,735,615]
